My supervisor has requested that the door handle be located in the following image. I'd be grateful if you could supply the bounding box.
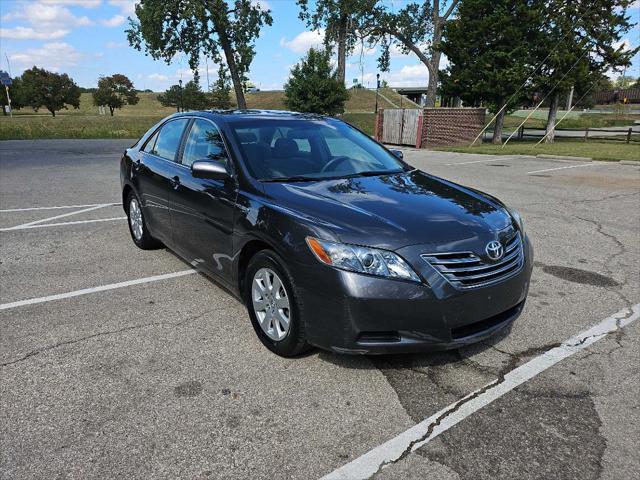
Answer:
[170,175,181,189]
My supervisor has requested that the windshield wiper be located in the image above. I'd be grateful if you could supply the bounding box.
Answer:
[261,175,319,183]
[341,169,405,179]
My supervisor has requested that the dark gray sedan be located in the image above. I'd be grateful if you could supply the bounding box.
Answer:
[120,110,533,357]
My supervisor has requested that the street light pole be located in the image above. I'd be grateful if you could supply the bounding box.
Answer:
[374,73,380,114]
[178,79,183,112]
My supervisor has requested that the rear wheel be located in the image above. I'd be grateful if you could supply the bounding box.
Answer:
[126,191,162,250]
[245,250,309,357]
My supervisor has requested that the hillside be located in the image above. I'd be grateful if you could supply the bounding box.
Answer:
[1,88,423,139]
[10,89,418,117]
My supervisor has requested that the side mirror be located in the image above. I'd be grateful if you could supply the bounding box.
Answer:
[191,160,229,180]
[389,148,404,160]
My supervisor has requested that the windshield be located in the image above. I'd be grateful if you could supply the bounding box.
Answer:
[229,118,408,181]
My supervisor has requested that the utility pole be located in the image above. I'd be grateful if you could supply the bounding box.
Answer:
[178,79,183,112]
[566,86,574,111]
[374,73,380,114]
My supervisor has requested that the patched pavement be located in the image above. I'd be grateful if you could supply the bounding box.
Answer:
[1,140,638,479]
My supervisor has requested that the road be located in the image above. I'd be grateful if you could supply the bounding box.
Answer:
[1,140,639,479]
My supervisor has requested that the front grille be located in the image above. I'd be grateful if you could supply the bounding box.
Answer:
[422,233,524,289]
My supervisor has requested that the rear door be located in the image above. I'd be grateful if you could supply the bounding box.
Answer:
[168,118,238,283]
[135,118,190,244]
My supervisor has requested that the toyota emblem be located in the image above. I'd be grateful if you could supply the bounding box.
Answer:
[485,240,504,260]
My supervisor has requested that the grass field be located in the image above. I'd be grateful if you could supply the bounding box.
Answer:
[438,138,640,162]
[0,90,401,140]
[498,112,639,129]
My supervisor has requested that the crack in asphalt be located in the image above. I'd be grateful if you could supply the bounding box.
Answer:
[368,305,637,478]
[0,308,220,368]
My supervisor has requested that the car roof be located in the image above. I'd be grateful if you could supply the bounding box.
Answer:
[171,109,331,124]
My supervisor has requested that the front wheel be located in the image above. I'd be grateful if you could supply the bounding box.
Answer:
[245,250,310,357]
[126,191,162,250]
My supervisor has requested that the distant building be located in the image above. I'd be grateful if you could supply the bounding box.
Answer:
[592,87,640,104]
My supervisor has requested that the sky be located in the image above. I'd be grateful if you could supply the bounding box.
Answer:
[0,0,638,92]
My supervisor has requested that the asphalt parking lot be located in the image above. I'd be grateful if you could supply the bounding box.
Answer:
[1,139,639,480]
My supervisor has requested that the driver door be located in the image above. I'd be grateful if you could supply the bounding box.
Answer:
[169,118,238,283]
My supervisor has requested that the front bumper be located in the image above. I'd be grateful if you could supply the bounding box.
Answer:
[294,235,533,354]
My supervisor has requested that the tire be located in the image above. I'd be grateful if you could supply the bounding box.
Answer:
[125,190,162,250]
[245,250,310,357]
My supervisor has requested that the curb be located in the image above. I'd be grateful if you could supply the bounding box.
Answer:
[536,154,592,162]
[619,160,640,166]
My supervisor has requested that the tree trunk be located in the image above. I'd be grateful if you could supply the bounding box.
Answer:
[545,92,560,144]
[425,53,439,107]
[51,109,56,117]
[336,13,348,84]
[109,106,115,116]
[492,108,506,144]
[216,28,246,109]
[424,10,444,108]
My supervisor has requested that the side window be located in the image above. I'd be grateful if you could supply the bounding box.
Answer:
[141,130,159,153]
[182,119,229,168]
[154,118,189,161]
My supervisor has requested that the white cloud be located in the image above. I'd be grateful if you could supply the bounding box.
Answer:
[280,29,325,53]
[380,64,429,87]
[0,26,70,40]
[10,42,83,72]
[252,0,271,11]
[148,73,168,81]
[613,39,632,52]
[2,2,93,40]
[108,0,137,16]
[21,3,93,27]
[105,40,127,48]
[100,14,125,27]
[40,0,102,7]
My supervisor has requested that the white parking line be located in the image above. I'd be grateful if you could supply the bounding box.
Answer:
[0,204,114,231]
[445,157,509,166]
[321,303,640,480]
[2,217,127,231]
[0,270,197,311]
[0,203,119,213]
[527,163,595,175]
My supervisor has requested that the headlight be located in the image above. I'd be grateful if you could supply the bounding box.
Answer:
[306,237,421,282]
[508,208,525,233]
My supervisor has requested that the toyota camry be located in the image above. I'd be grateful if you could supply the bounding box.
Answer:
[120,110,533,357]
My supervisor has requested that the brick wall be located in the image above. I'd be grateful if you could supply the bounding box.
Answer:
[419,108,486,147]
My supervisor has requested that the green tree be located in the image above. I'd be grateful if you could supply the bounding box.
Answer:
[440,0,540,143]
[127,0,272,110]
[296,0,376,84]
[209,65,232,109]
[158,79,210,111]
[157,84,182,112]
[20,66,80,117]
[533,0,638,142]
[92,74,139,116]
[363,0,460,107]
[284,48,349,115]
[182,78,210,110]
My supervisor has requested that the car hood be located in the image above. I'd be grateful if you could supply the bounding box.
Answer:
[263,169,513,251]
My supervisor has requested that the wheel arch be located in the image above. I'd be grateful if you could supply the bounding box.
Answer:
[237,238,279,297]
[122,184,133,213]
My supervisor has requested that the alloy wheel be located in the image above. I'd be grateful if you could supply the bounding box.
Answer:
[129,197,143,241]
[251,267,291,341]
